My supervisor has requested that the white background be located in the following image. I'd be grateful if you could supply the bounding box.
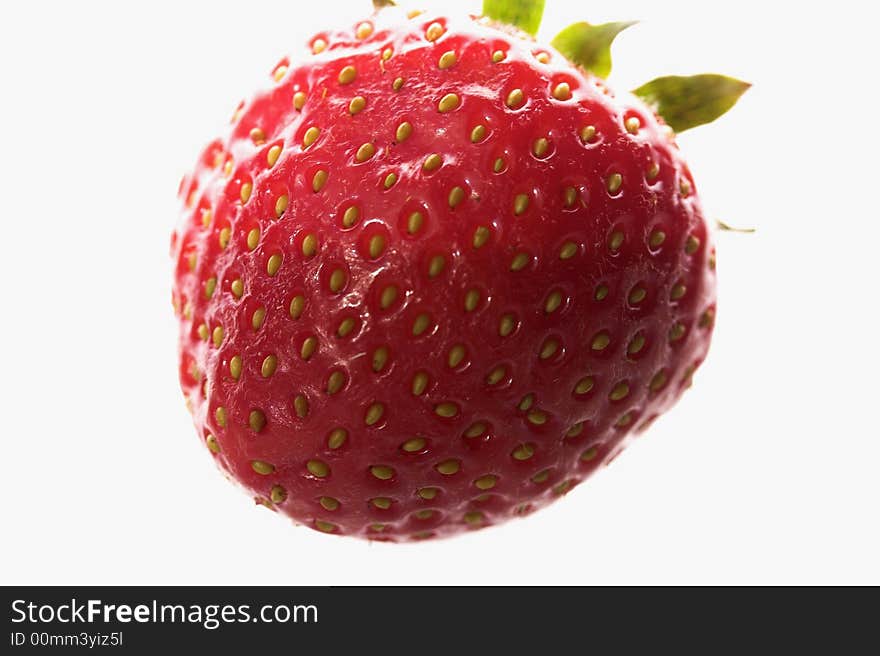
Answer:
[2,0,878,585]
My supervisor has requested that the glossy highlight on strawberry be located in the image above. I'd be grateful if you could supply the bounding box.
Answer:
[171,3,738,541]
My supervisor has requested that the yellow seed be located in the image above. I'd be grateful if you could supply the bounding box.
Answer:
[581,448,598,462]
[499,314,516,337]
[559,241,578,259]
[261,355,277,378]
[544,291,562,313]
[591,332,610,350]
[492,50,506,63]
[249,127,265,145]
[608,231,624,252]
[553,82,571,100]
[275,195,289,218]
[355,21,373,39]
[338,65,357,85]
[384,173,397,189]
[647,161,660,180]
[493,157,505,173]
[412,313,431,336]
[327,428,348,449]
[532,137,549,157]
[428,255,445,277]
[223,159,233,177]
[382,47,393,61]
[302,233,318,256]
[474,475,497,490]
[372,346,389,372]
[449,186,465,208]
[513,193,529,215]
[342,206,359,228]
[231,279,244,298]
[460,288,479,312]
[506,88,525,108]
[401,437,426,453]
[355,143,375,162]
[407,211,424,234]
[197,323,209,341]
[473,226,490,248]
[649,230,666,248]
[411,371,429,395]
[464,511,484,525]
[671,283,687,300]
[607,173,623,194]
[329,268,347,293]
[289,294,306,319]
[302,126,320,148]
[201,208,212,227]
[307,459,329,478]
[470,124,487,142]
[448,344,466,368]
[535,51,550,64]
[380,285,398,309]
[370,465,394,480]
[266,253,282,276]
[669,323,686,341]
[532,469,550,483]
[575,377,594,395]
[392,77,404,91]
[267,145,282,167]
[320,496,340,511]
[510,252,530,271]
[625,116,641,134]
[425,22,444,41]
[609,382,630,401]
[229,355,242,380]
[270,485,287,503]
[680,178,692,197]
[212,325,224,347]
[539,339,559,359]
[312,169,328,192]
[629,286,646,304]
[327,371,345,394]
[252,307,266,330]
[206,434,221,453]
[215,407,227,427]
[486,366,506,385]
[301,336,317,360]
[436,459,460,475]
[580,125,597,143]
[372,497,392,510]
[314,520,336,533]
[434,402,458,417]
[247,228,260,250]
[423,154,442,172]
[414,509,433,520]
[563,186,578,208]
[464,422,486,438]
[239,182,252,203]
[616,412,634,428]
[520,395,535,410]
[249,409,266,432]
[273,66,287,82]
[312,38,327,54]
[293,91,307,110]
[294,394,309,418]
[418,487,438,500]
[685,235,700,254]
[627,334,646,356]
[365,402,384,425]
[349,95,366,115]
[337,317,356,337]
[512,444,534,460]
[368,234,385,259]
[395,121,412,142]
[650,370,668,392]
[251,460,274,475]
[439,50,457,69]
[438,93,460,113]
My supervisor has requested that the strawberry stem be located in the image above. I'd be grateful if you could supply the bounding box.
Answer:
[482,0,546,36]
[551,21,637,78]
[716,220,756,234]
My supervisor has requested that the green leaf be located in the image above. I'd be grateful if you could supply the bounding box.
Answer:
[482,0,546,36]
[632,74,751,132]
[551,21,636,78]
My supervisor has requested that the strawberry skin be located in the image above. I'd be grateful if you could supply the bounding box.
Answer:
[171,8,716,541]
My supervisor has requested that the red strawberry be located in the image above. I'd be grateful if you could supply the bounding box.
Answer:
[171,1,747,541]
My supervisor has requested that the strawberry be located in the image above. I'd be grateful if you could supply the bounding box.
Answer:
[171,0,748,541]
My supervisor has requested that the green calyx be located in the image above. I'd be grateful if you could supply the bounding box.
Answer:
[482,0,546,36]
[551,21,636,78]
[632,75,751,132]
